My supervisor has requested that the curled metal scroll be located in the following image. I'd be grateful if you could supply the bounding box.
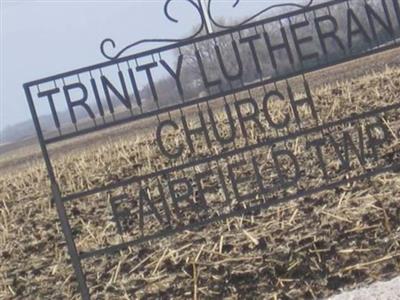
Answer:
[100,0,314,60]
[207,0,314,30]
[100,0,206,60]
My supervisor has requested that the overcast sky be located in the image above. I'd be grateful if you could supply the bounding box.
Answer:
[1,0,288,142]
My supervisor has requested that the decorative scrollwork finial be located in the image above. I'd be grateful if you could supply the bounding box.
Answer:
[100,0,206,60]
[207,0,314,30]
[100,0,314,60]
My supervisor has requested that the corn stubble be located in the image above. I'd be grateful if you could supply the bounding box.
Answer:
[1,66,400,300]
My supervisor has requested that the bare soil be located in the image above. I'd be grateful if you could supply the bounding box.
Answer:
[0,49,400,300]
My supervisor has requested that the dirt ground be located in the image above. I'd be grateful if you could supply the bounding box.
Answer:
[1,49,400,299]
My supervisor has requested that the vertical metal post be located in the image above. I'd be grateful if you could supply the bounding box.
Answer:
[23,84,90,300]
[199,0,213,34]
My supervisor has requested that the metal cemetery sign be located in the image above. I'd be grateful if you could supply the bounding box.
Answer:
[23,0,400,298]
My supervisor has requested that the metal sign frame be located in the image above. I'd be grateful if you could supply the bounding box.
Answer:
[23,0,400,298]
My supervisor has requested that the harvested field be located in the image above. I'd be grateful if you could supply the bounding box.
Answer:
[1,47,400,173]
[1,61,400,299]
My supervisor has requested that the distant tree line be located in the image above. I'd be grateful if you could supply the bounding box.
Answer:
[138,0,400,109]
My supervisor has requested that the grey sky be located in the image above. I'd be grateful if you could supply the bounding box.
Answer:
[1,0,287,140]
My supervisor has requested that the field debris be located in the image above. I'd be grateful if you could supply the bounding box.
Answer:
[1,65,400,299]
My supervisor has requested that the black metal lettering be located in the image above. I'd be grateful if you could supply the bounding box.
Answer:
[208,104,236,145]
[290,19,319,62]
[263,27,294,70]
[195,49,221,89]
[228,159,257,202]
[271,149,301,188]
[393,0,400,27]
[128,68,143,108]
[160,54,184,97]
[182,111,212,154]
[235,97,265,138]
[63,82,95,124]
[194,169,213,208]
[347,8,372,49]
[90,78,105,118]
[156,119,184,159]
[215,40,243,82]
[37,87,61,129]
[110,194,132,235]
[239,33,262,74]
[287,80,318,127]
[136,62,159,101]
[101,72,132,114]
[328,126,366,169]
[366,121,390,160]
[168,177,195,218]
[315,15,345,55]
[306,137,330,180]
[138,187,168,235]
[365,0,394,42]
[263,90,290,129]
